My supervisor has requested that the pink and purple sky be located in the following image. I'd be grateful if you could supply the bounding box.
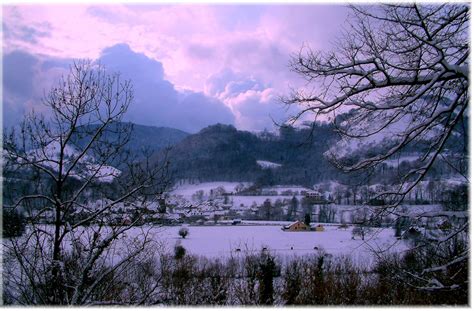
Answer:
[3,4,350,132]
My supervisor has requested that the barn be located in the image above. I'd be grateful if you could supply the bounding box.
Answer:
[282,220,310,231]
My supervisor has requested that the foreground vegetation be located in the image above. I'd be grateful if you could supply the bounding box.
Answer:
[4,240,467,306]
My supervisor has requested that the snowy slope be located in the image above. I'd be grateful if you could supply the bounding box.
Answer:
[171,182,251,197]
[256,160,282,169]
[383,155,421,167]
[26,140,121,183]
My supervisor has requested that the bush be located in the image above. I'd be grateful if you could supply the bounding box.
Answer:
[179,227,189,239]
[3,209,25,238]
[174,244,186,260]
[352,225,371,240]
[257,252,278,305]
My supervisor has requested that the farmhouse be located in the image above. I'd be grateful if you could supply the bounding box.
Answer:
[282,220,310,231]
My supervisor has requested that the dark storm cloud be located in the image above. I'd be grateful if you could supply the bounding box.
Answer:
[3,51,45,128]
[3,44,235,133]
[3,51,38,97]
[98,44,235,132]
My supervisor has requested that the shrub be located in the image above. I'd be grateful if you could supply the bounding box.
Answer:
[174,244,186,260]
[3,209,25,238]
[179,227,189,239]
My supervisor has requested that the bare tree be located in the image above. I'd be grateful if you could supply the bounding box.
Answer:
[285,4,468,204]
[3,60,169,305]
[284,4,468,292]
[351,224,372,241]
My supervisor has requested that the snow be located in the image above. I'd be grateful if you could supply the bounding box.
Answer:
[444,176,469,186]
[324,100,451,164]
[382,151,465,168]
[170,182,315,210]
[256,160,282,169]
[86,164,121,182]
[262,185,313,194]
[231,195,303,208]
[398,204,443,217]
[155,225,405,266]
[383,154,421,167]
[171,182,250,197]
[13,224,406,267]
[417,211,468,218]
[25,140,121,183]
[167,180,445,223]
[242,220,305,226]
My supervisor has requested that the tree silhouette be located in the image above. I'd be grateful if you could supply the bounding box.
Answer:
[3,60,170,304]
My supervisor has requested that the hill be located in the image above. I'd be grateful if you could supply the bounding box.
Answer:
[150,123,343,186]
[72,122,189,166]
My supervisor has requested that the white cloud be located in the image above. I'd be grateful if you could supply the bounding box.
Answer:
[3,4,350,130]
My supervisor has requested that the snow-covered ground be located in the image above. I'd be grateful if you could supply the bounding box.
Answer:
[23,140,121,183]
[170,181,249,197]
[261,185,313,194]
[399,204,443,217]
[256,160,282,169]
[6,224,409,269]
[170,182,313,209]
[383,155,420,167]
[156,225,406,266]
[231,195,303,208]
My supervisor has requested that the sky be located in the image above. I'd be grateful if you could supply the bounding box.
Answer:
[2,4,350,133]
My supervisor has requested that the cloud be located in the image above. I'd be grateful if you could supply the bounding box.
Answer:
[176,92,235,130]
[3,44,235,133]
[3,5,352,130]
[3,51,38,97]
[206,68,295,131]
[205,68,264,98]
[98,44,235,132]
[3,22,50,44]
[185,43,216,61]
[2,5,349,90]
[2,51,67,128]
[100,43,165,81]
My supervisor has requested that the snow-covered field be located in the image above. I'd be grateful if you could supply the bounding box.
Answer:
[7,224,407,269]
[154,225,406,265]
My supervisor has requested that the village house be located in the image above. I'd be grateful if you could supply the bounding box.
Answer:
[282,221,326,232]
[282,220,310,231]
[305,191,331,205]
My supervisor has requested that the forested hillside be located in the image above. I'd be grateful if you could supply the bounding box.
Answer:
[148,117,467,188]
